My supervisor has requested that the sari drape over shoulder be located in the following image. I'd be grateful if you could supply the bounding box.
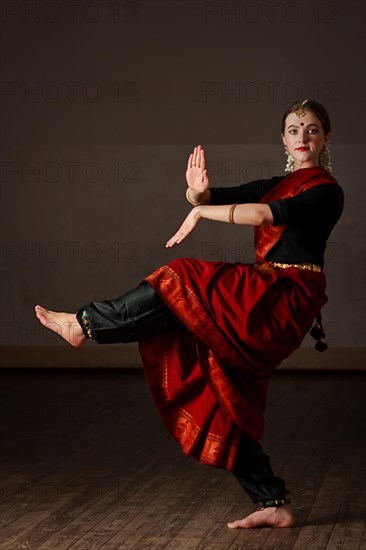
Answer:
[138,167,339,470]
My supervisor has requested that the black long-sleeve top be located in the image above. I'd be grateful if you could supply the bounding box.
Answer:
[209,176,344,265]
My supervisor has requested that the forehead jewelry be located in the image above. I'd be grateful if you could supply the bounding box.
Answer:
[295,99,309,118]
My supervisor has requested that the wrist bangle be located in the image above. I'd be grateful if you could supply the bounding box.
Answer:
[228,204,237,224]
[186,188,205,206]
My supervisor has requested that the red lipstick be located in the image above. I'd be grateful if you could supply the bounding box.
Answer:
[296,147,310,151]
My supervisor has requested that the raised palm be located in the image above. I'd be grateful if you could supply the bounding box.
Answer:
[186,145,210,194]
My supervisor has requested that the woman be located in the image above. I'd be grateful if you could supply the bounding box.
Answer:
[35,99,344,529]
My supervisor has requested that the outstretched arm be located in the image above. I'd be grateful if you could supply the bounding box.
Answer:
[166,203,273,248]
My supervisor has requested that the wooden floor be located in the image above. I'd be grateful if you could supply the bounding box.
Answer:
[0,371,365,550]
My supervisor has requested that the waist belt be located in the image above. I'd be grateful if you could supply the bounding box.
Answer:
[256,261,322,273]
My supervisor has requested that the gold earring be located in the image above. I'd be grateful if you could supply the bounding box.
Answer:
[319,143,332,173]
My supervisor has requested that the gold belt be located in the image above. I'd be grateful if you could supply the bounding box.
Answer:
[256,261,322,273]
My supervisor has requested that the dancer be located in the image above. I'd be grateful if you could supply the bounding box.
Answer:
[35,99,344,528]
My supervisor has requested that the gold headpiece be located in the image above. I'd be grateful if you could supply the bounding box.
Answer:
[295,99,309,118]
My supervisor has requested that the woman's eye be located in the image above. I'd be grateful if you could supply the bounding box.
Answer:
[289,129,297,135]
[308,129,318,134]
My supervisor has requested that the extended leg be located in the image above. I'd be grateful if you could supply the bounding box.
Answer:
[35,282,184,346]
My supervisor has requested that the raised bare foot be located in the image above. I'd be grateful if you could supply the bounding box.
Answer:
[228,505,295,529]
[35,305,85,347]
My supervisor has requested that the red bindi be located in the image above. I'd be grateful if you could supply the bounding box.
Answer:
[300,122,304,126]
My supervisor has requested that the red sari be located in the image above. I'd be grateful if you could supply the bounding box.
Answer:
[138,167,338,470]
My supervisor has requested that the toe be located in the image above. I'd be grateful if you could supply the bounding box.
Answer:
[228,519,250,529]
[227,521,237,529]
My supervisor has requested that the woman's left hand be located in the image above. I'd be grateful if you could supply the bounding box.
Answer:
[166,207,202,248]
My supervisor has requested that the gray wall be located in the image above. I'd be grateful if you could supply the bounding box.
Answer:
[0,0,365,361]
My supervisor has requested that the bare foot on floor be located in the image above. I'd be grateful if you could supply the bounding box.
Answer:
[228,505,295,529]
[35,305,85,347]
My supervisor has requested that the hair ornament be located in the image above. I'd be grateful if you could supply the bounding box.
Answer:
[295,99,309,118]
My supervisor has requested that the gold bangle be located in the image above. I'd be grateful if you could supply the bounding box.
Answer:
[228,204,237,224]
[186,188,205,206]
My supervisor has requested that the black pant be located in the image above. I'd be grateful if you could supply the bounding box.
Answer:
[76,282,289,504]
[233,434,288,503]
[76,282,184,344]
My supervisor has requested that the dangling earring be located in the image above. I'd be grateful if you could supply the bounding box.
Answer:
[319,143,332,173]
[284,145,294,173]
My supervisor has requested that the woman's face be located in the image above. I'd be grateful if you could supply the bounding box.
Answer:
[281,110,330,170]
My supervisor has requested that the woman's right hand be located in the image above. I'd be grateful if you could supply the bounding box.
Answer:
[186,145,210,196]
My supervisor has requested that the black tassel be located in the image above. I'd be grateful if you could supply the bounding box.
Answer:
[315,340,328,352]
[310,323,323,340]
[310,312,328,352]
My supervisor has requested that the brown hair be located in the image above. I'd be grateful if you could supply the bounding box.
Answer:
[281,99,331,135]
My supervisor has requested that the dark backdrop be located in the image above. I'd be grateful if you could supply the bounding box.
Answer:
[0,0,365,365]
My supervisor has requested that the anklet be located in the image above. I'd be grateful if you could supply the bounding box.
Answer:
[258,497,290,509]
[80,310,94,340]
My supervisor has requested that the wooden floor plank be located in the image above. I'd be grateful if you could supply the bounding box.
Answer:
[290,379,366,550]
[66,460,201,550]
[0,396,163,545]
[92,453,239,549]
[0,373,177,549]
[151,478,237,549]
[358,525,366,550]
[291,444,360,549]
[324,449,366,550]
[40,458,191,550]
